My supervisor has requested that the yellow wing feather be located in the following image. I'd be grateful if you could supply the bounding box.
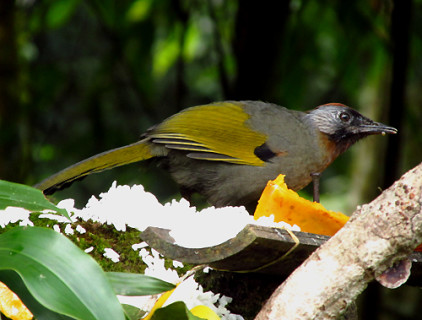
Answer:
[148,102,267,166]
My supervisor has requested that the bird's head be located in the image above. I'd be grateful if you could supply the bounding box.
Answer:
[307,103,397,154]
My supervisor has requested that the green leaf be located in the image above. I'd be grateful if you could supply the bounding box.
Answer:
[0,226,125,320]
[151,302,204,320]
[46,0,81,29]
[152,27,182,78]
[107,272,175,296]
[122,304,146,320]
[0,180,70,219]
[126,0,152,22]
[0,270,73,320]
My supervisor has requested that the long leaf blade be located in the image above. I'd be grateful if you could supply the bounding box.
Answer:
[107,272,175,296]
[0,226,125,320]
[151,301,205,320]
[0,270,73,320]
[0,180,70,219]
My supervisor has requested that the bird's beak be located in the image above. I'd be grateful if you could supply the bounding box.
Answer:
[356,121,398,136]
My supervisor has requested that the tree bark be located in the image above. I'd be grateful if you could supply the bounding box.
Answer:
[255,162,422,320]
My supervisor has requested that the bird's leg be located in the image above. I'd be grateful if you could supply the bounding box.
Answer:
[310,172,321,203]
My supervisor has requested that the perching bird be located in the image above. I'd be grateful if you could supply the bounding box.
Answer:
[36,101,397,209]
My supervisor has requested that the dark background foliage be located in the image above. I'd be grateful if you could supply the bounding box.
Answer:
[1,0,421,318]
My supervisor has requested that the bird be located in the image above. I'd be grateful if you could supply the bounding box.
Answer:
[35,101,397,210]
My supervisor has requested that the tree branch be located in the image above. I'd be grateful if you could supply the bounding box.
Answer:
[255,162,422,320]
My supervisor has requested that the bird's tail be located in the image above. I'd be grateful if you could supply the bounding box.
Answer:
[35,140,154,195]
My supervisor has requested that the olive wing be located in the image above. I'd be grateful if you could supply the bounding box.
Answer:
[148,102,268,166]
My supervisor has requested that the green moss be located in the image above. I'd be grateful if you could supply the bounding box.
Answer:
[65,220,146,273]
[1,211,194,276]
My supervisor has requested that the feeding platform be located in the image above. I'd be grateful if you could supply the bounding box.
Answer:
[142,224,422,285]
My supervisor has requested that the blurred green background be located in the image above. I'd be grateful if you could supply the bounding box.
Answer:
[0,0,421,318]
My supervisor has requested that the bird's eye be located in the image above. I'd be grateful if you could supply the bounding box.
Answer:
[339,112,351,122]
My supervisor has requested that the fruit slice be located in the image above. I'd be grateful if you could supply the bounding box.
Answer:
[254,174,349,236]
